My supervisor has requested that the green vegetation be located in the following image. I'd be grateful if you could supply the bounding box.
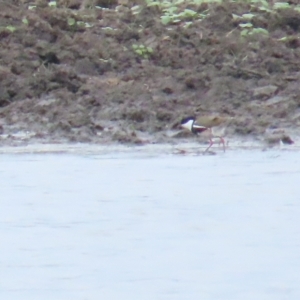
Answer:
[3,0,300,40]
[132,0,300,37]
[132,44,154,59]
[5,25,16,33]
[60,0,300,36]
[232,13,269,37]
[67,17,93,28]
[22,17,29,25]
[48,1,57,7]
[144,0,213,25]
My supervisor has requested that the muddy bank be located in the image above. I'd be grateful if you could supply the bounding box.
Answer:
[0,1,299,147]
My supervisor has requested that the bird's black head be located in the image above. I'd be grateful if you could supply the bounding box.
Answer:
[181,116,196,125]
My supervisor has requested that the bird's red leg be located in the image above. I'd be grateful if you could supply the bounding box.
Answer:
[216,136,226,152]
[204,139,214,152]
[220,137,226,152]
[204,128,214,153]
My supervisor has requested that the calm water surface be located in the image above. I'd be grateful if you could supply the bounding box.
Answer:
[1,149,300,300]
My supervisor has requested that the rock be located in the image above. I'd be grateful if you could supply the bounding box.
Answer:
[264,128,294,146]
[253,85,278,98]
[281,135,294,145]
[265,96,290,107]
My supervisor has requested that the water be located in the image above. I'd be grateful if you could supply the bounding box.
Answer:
[1,148,300,300]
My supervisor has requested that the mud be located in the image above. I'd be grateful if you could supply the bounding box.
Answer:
[0,0,300,147]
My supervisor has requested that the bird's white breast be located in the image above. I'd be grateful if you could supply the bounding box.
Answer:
[181,119,194,131]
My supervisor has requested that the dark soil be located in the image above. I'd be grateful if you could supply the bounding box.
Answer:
[1,0,300,146]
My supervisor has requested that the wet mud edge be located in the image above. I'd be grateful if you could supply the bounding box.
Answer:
[0,1,300,148]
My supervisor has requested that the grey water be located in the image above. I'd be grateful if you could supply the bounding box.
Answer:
[1,149,300,300]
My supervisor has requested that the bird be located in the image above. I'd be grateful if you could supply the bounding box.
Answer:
[180,115,230,152]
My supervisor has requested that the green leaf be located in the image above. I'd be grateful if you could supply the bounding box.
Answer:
[67,18,76,26]
[161,15,172,25]
[102,27,114,30]
[76,21,86,27]
[251,27,269,35]
[273,2,290,9]
[182,9,197,18]
[6,25,16,32]
[240,29,249,36]
[172,19,181,23]
[146,47,153,53]
[257,6,272,12]
[131,5,140,14]
[250,0,268,7]
[239,23,253,28]
[146,1,161,7]
[163,6,178,14]
[278,37,288,41]
[48,1,57,7]
[161,0,172,7]
[183,21,193,28]
[22,17,28,25]
[242,13,255,20]
[232,13,242,20]
[131,5,140,11]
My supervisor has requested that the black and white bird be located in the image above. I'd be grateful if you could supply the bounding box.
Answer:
[180,115,230,152]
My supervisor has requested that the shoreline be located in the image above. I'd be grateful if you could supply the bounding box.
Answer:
[0,139,298,155]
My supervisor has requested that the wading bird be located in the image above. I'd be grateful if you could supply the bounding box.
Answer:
[181,115,230,153]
